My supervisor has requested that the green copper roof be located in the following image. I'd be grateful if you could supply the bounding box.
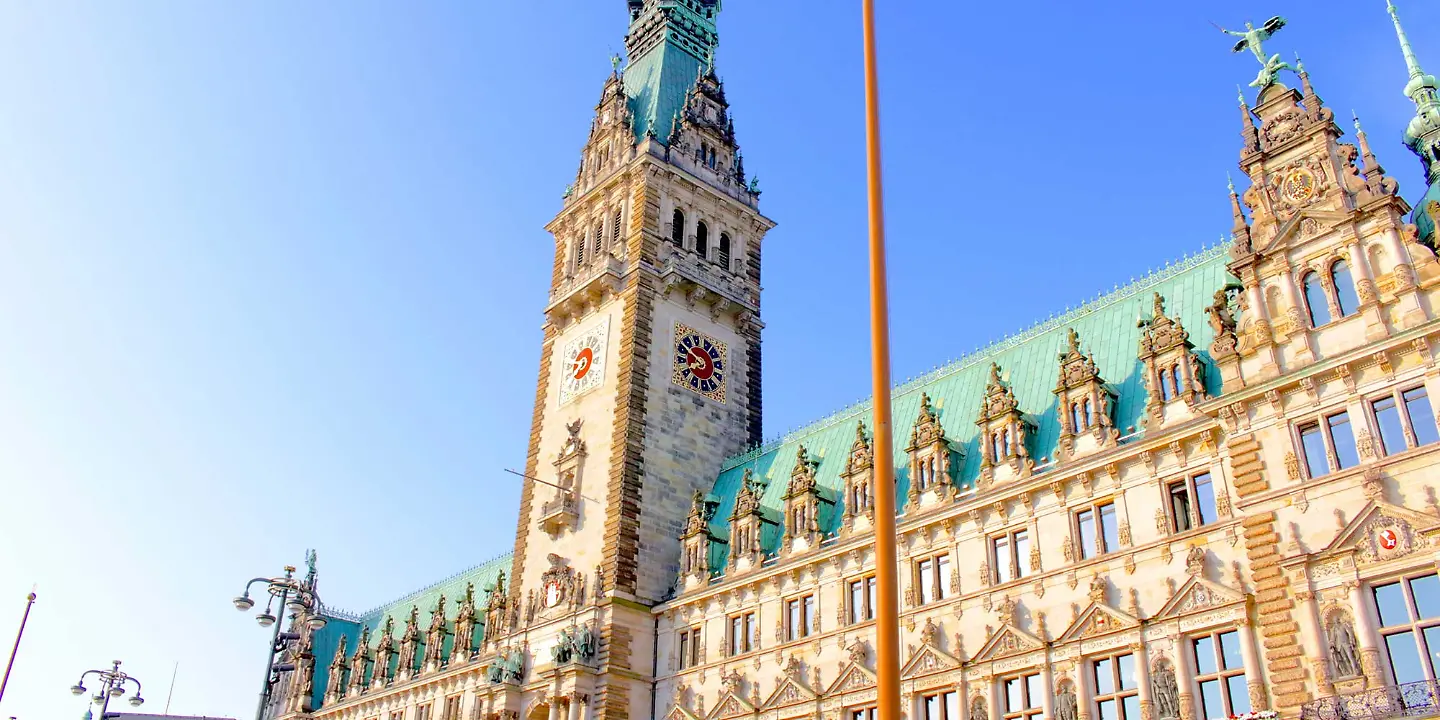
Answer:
[705,245,1236,570]
[623,0,720,143]
[309,552,512,708]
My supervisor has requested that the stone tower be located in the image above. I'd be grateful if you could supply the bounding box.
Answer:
[502,2,775,719]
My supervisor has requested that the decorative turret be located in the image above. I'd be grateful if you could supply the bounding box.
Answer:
[780,445,827,552]
[904,393,956,507]
[346,626,371,696]
[451,583,477,664]
[678,491,721,590]
[1053,329,1118,460]
[727,469,773,571]
[975,363,1033,486]
[1138,293,1206,426]
[839,422,875,532]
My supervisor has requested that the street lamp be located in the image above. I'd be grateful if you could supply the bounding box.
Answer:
[70,660,144,720]
[233,564,326,720]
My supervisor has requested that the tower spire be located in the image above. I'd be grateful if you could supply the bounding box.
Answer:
[1387,0,1440,185]
[1388,0,1428,84]
[1238,87,1261,155]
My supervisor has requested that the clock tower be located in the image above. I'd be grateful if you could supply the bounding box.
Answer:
[499,2,774,719]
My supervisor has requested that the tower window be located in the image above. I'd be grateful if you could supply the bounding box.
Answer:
[1302,271,1332,327]
[574,233,586,267]
[1331,260,1359,317]
[671,209,686,246]
[611,208,623,247]
[593,222,604,259]
[718,233,731,267]
[696,221,709,259]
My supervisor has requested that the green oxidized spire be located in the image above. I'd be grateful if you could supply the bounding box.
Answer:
[1387,0,1440,182]
[622,0,721,144]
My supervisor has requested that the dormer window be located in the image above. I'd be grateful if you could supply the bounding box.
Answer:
[671,209,686,247]
[976,364,1034,485]
[696,221,709,259]
[1137,293,1206,426]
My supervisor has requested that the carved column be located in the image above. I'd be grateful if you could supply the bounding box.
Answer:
[568,693,584,720]
[1382,226,1427,327]
[1241,272,1281,379]
[1349,581,1386,688]
[1132,643,1153,720]
[548,696,562,720]
[1234,619,1268,711]
[1040,655,1056,720]
[1077,667,1093,720]
[1297,592,1334,695]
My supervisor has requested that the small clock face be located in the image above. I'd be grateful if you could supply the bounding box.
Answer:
[1281,168,1317,204]
[672,323,727,403]
[559,318,609,406]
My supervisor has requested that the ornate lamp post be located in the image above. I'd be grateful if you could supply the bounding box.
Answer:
[69,660,144,720]
[233,564,326,720]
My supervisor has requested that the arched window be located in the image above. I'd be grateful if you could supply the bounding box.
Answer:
[1303,271,1332,327]
[1083,397,1093,428]
[696,143,705,162]
[1070,402,1084,433]
[991,432,1003,462]
[574,233,586,267]
[696,221,709,259]
[1159,367,1175,402]
[1170,365,1184,399]
[708,147,717,169]
[671,208,685,246]
[1331,260,1359,318]
[718,233,732,267]
[1003,428,1013,457]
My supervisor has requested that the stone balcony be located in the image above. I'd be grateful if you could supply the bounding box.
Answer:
[537,491,579,536]
[1303,679,1440,720]
[546,255,625,323]
[655,241,758,318]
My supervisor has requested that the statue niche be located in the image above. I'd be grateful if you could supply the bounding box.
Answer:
[539,420,585,537]
[1053,329,1118,461]
[976,363,1034,486]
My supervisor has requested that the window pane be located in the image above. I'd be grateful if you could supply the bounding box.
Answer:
[1078,510,1098,559]
[1014,532,1031,579]
[1406,387,1439,446]
[946,692,959,720]
[1303,273,1332,326]
[1386,630,1426,685]
[1375,396,1406,456]
[804,595,816,634]
[745,614,755,650]
[1413,576,1440,620]
[1100,504,1120,554]
[1193,474,1217,526]
[850,582,863,623]
[1117,653,1136,690]
[1169,482,1191,532]
[1194,635,1218,675]
[1376,582,1411,627]
[1218,631,1243,670]
[868,578,877,620]
[1122,695,1141,720]
[1097,699,1118,720]
[1299,423,1328,477]
[1005,678,1022,712]
[1199,679,1225,720]
[1425,626,1440,681]
[937,555,953,597]
[994,537,1012,583]
[927,694,941,720]
[1328,412,1358,470]
[1025,675,1041,708]
[1094,658,1114,695]
[919,559,935,603]
[679,633,689,668]
[1227,674,1250,715]
[1332,262,1359,317]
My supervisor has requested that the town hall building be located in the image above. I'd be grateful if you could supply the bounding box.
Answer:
[268,3,1440,720]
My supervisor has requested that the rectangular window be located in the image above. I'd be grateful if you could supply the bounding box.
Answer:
[915,554,952,603]
[786,595,815,641]
[1168,472,1217,533]
[390,713,405,720]
[922,691,961,720]
[1328,411,1359,470]
[850,708,877,720]
[1192,630,1249,718]
[1406,387,1439,446]
[992,529,1031,583]
[1076,503,1118,559]
[678,626,702,669]
[1374,574,1440,685]
[445,695,464,720]
[416,705,432,720]
[1001,673,1043,720]
[1092,653,1139,720]
[1374,395,1407,457]
[1298,421,1329,478]
[849,576,877,623]
[728,612,756,655]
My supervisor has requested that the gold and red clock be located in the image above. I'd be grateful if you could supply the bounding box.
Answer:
[672,323,727,403]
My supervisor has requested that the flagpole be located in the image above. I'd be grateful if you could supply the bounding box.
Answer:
[0,589,37,705]
[861,3,901,720]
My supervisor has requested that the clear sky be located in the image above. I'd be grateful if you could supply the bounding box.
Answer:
[0,1,1435,717]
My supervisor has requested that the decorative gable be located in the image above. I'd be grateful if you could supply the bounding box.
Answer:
[905,393,960,508]
[679,492,721,590]
[1057,603,1141,643]
[665,705,701,720]
[781,445,829,553]
[1318,499,1440,565]
[825,662,878,696]
[760,673,817,710]
[1153,576,1246,620]
[840,422,875,533]
[1053,329,1119,461]
[1138,293,1206,427]
[706,692,756,720]
[975,364,1035,486]
[899,643,961,679]
[970,623,1045,662]
[728,469,773,570]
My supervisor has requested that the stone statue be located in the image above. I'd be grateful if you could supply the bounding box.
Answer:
[1217,17,1292,88]
[552,627,574,664]
[575,622,598,663]
[1206,286,1240,336]
[327,635,348,700]
[424,595,449,669]
[453,584,476,663]
[1056,683,1078,720]
[398,606,420,676]
[969,696,989,720]
[1328,613,1363,678]
[1152,661,1181,720]
[374,617,396,687]
[348,627,370,694]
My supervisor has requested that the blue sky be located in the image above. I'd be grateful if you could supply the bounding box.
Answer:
[0,1,1434,717]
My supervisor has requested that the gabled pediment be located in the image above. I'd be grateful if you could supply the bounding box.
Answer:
[1257,208,1348,255]
[824,662,877,696]
[1153,576,1245,620]
[971,624,1045,662]
[1057,603,1140,643]
[1320,499,1439,564]
[761,674,817,709]
[707,692,756,720]
[665,705,701,720]
[900,643,961,679]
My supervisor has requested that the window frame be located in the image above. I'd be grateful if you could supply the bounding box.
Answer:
[415,704,433,720]
[847,575,877,624]
[785,594,817,642]
[1373,573,1440,686]
[1369,384,1440,456]
[1089,651,1140,720]
[849,707,878,720]
[1000,671,1043,720]
[991,527,1032,584]
[678,625,703,669]
[914,553,953,604]
[920,689,962,720]
[1074,501,1120,560]
[727,611,757,656]
[1295,409,1360,478]
[1302,270,1333,328]
[1190,629,1249,719]
[1166,471,1218,533]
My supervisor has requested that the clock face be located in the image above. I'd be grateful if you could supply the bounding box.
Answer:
[559,318,609,407]
[672,323,727,403]
[1280,168,1318,204]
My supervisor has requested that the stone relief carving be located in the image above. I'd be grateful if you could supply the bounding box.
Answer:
[1327,611,1362,679]
[1152,659,1182,720]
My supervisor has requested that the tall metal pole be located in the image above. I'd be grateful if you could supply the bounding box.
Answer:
[0,590,36,704]
[861,3,901,720]
[254,587,289,720]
